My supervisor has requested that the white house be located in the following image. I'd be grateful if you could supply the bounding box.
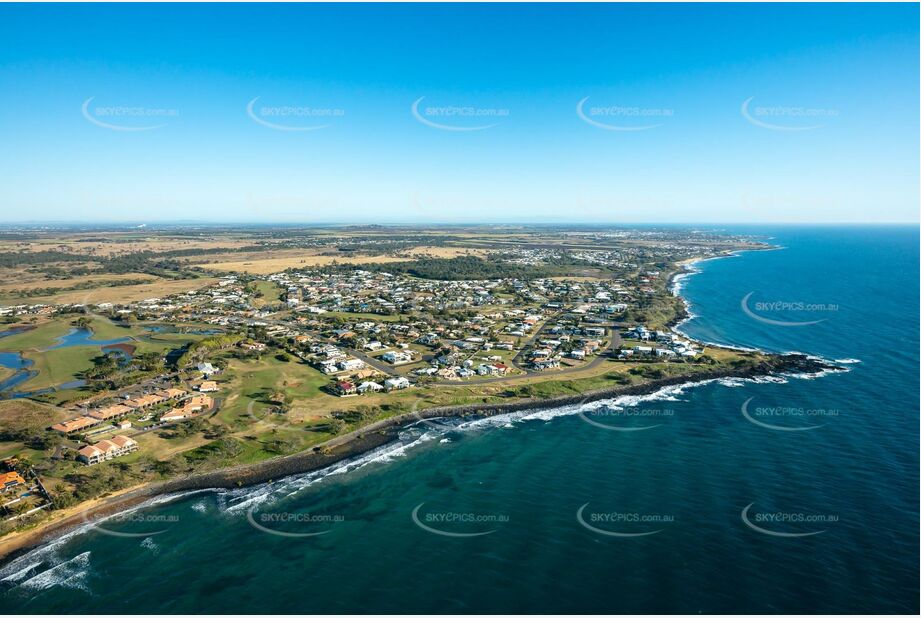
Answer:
[197,362,218,376]
[338,358,366,372]
[383,377,411,391]
[357,381,384,394]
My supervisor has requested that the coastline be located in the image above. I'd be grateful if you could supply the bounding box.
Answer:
[0,244,831,567]
[0,352,836,566]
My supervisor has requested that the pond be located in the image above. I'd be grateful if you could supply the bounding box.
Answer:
[44,327,132,350]
[0,325,34,340]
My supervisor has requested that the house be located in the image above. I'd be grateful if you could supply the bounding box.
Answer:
[381,350,413,365]
[77,435,138,465]
[0,471,25,492]
[334,381,357,396]
[475,363,508,376]
[655,348,677,358]
[197,362,218,376]
[318,360,339,374]
[569,349,586,360]
[197,380,219,393]
[51,416,99,434]
[383,377,411,391]
[532,358,561,370]
[357,381,383,394]
[241,341,266,352]
[338,358,366,372]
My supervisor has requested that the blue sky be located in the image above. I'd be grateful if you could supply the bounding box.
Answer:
[0,3,917,224]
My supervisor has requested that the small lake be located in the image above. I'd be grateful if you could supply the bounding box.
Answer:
[0,351,31,371]
[0,325,34,340]
[0,327,131,396]
[0,352,37,393]
[44,328,132,351]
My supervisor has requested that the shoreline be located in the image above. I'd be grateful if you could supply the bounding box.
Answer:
[0,353,837,566]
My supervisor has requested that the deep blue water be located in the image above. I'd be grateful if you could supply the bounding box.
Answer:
[1,226,917,613]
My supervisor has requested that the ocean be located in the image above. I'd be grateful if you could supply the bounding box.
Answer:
[1,225,917,614]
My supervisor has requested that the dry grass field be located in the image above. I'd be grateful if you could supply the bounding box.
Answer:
[202,253,409,274]
[0,235,263,257]
[398,246,491,259]
[0,277,217,306]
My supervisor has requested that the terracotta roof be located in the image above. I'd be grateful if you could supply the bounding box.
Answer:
[0,471,25,486]
[51,416,98,433]
[88,404,132,420]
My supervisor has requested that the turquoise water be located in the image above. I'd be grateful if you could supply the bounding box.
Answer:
[0,226,917,613]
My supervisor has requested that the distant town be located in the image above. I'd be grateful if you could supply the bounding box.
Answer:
[0,224,768,536]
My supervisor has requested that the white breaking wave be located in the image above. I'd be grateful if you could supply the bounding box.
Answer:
[0,489,208,590]
[220,431,440,514]
[10,551,91,592]
[668,253,764,353]
[140,537,159,554]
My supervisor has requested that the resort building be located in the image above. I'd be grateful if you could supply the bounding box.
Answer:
[160,395,213,422]
[51,416,99,434]
[77,435,138,465]
[88,404,133,421]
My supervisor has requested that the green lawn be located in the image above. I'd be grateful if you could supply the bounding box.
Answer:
[20,346,99,390]
[252,280,285,306]
[0,320,74,350]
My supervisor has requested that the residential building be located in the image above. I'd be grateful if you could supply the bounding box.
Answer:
[77,435,138,465]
